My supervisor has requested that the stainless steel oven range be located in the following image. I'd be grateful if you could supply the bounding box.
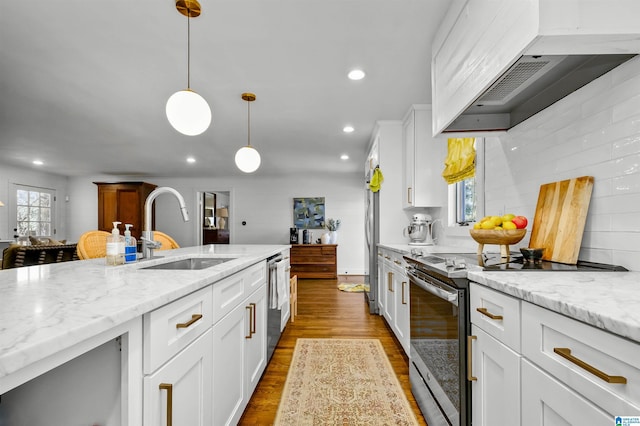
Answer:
[404,253,473,426]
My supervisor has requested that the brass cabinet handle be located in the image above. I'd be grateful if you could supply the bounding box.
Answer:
[476,307,503,320]
[401,281,407,305]
[467,336,477,381]
[394,259,402,265]
[407,187,412,204]
[553,348,627,384]
[159,383,173,426]
[250,302,257,335]
[245,305,252,338]
[385,255,391,260]
[388,272,394,292]
[176,314,203,329]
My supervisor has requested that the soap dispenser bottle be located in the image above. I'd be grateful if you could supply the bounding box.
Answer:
[124,224,137,264]
[106,221,125,265]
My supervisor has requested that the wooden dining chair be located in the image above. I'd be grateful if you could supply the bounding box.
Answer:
[77,230,111,259]
[153,231,180,251]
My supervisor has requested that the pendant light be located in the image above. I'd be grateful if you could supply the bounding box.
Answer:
[166,0,211,136]
[235,92,261,173]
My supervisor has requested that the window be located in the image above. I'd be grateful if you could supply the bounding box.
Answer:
[13,184,56,237]
[455,177,477,224]
[448,138,484,227]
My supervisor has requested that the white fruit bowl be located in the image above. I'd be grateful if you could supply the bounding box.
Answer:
[469,229,526,257]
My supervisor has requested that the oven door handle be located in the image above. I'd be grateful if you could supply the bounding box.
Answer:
[407,270,459,306]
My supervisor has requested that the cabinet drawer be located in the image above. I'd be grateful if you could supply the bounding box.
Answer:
[521,359,611,426]
[522,302,640,415]
[212,262,265,323]
[144,285,213,374]
[470,283,521,351]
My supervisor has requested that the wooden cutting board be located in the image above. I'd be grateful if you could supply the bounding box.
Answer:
[529,176,594,264]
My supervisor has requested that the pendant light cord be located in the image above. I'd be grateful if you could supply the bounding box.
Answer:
[187,7,191,89]
[247,100,252,147]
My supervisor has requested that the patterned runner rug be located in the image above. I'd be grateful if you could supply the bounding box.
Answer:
[274,338,419,425]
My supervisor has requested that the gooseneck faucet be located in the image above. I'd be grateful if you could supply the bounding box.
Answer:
[141,187,190,259]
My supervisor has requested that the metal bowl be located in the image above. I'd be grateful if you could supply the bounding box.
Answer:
[520,247,544,262]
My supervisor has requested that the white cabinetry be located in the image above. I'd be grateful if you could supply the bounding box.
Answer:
[143,285,214,426]
[431,0,640,135]
[469,283,521,426]
[212,261,267,426]
[378,247,409,354]
[521,302,640,422]
[470,282,640,426]
[402,105,446,208]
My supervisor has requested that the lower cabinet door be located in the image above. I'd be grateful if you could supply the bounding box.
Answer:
[521,359,612,425]
[212,304,247,426]
[471,325,520,426]
[393,270,410,355]
[144,328,213,426]
[246,286,267,397]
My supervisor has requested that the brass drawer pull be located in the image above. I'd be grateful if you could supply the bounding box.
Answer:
[159,383,173,426]
[176,314,203,329]
[385,256,391,260]
[394,260,402,265]
[553,347,627,384]
[401,281,407,305]
[388,272,394,292]
[476,307,503,320]
[467,336,477,381]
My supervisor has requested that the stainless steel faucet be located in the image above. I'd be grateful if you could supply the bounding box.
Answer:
[141,187,190,259]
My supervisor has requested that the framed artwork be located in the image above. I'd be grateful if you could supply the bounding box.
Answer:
[293,197,325,229]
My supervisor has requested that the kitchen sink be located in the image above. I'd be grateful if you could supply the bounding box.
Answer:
[140,257,236,270]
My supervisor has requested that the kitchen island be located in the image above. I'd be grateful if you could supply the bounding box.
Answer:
[0,244,289,425]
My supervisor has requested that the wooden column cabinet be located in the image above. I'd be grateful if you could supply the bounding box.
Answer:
[94,182,157,240]
[290,244,337,279]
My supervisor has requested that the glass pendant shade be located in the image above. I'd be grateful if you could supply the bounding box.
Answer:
[235,145,261,173]
[166,89,212,136]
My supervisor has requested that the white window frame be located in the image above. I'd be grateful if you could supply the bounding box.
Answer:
[9,183,57,239]
[447,138,485,233]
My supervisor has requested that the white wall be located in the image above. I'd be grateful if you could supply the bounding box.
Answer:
[67,173,366,275]
[441,56,640,271]
[0,163,69,241]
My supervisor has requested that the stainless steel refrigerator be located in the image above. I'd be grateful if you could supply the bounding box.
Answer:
[364,173,379,314]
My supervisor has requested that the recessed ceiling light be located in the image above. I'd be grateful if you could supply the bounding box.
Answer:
[343,125,354,133]
[347,69,365,80]
[33,160,43,165]
[340,154,349,160]
[186,157,196,163]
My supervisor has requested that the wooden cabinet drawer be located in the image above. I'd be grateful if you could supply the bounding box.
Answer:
[290,244,337,279]
[522,302,640,415]
[212,261,265,323]
[470,282,521,351]
[144,285,213,374]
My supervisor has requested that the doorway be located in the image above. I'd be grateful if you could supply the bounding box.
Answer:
[201,191,231,244]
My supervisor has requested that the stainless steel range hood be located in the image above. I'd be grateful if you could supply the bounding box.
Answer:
[443,53,637,133]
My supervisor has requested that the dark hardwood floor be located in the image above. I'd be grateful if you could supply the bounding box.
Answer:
[238,278,427,425]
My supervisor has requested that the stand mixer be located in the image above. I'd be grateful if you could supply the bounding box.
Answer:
[403,213,436,246]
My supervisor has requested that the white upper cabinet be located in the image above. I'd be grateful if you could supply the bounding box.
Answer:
[432,0,640,135]
[402,105,446,209]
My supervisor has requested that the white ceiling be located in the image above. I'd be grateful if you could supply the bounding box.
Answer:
[0,0,450,178]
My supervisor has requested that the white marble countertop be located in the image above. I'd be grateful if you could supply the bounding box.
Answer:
[467,270,640,344]
[0,244,287,384]
[377,243,476,256]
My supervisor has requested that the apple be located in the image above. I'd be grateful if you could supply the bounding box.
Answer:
[511,216,528,229]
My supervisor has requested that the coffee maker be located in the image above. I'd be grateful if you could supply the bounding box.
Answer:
[403,213,434,246]
[289,227,299,244]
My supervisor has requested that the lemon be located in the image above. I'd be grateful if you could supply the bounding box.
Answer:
[481,220,496,229]
[502,213,515,222]
[502,221,517,230]
[473,222,482,229]
[491,216,503,226]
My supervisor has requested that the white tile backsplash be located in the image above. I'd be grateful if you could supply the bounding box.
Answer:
[482,56,640,271]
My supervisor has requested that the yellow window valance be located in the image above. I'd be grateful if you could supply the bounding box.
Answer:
[442,138,476,184]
